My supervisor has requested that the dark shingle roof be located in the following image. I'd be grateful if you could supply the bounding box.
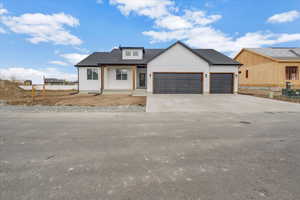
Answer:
[76,41,240,67]
[194,49,240,65]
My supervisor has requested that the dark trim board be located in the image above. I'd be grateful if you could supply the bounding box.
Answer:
[209,73,234,94]
[153,72,204,94]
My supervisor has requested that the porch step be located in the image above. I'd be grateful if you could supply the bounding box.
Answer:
[132,89,147,97]
[102,90,132,95]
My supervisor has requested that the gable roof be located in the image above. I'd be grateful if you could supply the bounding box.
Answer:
[235,48,300,62]
[75,41,241,67]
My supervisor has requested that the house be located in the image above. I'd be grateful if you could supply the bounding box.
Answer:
[44,78,65,85]
[235,48,300,90]
[24,80,32,86]
[75,41,241,94]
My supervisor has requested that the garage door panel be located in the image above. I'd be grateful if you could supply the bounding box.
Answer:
[154,73,203,94]
[210,73,233,94]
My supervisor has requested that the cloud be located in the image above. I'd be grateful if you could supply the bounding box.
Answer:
[109,1,300,56]
[60,53,89,65]
[49,61,69,66]
[0,12,82,45]
[267,10,300,24]
[0,4,8,15]
[0,27,6,33]
[109,0,175,19]
[0,67,77,84]
[96,0,103,4]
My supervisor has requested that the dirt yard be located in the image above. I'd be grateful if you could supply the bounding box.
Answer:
[239,88,300,103]
[0,80,146,106]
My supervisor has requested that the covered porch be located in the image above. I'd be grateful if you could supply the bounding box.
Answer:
[101,65,147,95]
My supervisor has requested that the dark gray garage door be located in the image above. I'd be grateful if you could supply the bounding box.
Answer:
[153,73,203,94]
[210,73,234,94]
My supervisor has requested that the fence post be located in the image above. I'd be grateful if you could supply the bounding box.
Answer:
[42,84,46,97]
[32,86,35,105]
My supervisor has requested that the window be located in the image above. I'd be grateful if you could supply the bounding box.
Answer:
[133,51,139,57]
[116,69,128,80]
[87,68,98,80]
[286,66,298,80]
[246,70,249,78]
[125,50,131,57]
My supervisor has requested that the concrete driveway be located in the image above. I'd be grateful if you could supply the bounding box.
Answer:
[146,94,300,113]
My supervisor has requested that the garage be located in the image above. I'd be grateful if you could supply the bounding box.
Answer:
[210,73,234,94]
[153,73,203,94]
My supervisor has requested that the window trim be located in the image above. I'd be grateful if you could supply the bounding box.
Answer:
[245,69,249,79]
[116,69,128,81]
[286,66,299,80]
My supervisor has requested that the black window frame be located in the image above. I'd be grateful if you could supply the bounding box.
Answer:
[132,50,139,57]
[116,69,128,80]
[125,50,132,57]
[87,68,99,80]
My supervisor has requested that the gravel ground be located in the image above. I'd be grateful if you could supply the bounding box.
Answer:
[0,103,145,112]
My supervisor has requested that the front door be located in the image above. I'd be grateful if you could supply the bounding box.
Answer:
[139,73,146,88]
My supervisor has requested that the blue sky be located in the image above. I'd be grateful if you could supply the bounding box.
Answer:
[0,0,300,83]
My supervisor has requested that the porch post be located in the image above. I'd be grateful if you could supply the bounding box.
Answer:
[132,66,136,90]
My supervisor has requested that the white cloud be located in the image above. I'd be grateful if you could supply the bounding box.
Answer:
[96,0,103,4]
[49,60,69,66]
[267,10,300,24]
[108,1,300,56]
[0,67,77,84]
[109,0,175,19]
[0,27,6,33]
[155,15,192,30]
[0,4,8,15]
[0,12,82,45]
[144,28,300,56]
[60,53,88,65]
[184,10,222,26]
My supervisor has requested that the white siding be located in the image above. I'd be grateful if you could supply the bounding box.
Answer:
[147,43,210,93]
[210,65,239,93]
[104,66,133,90]
[78,67,101,93]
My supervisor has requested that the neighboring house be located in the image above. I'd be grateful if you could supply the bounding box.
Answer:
[44,78,65,85]
[44,78,76,86]
[235,48,300,90]
[75,41,241,94]
[24,80,32,86]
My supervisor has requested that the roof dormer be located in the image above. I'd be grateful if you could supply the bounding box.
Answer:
[120,47,144,60]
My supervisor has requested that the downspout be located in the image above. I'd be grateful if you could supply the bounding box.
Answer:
[100,64,104,94]
[77,66,80,94]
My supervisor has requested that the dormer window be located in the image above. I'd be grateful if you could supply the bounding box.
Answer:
[121,47,144,60]
[133,51,139,57]
[125,50,132,57]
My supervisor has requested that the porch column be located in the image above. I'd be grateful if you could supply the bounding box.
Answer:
[132,66,137,90]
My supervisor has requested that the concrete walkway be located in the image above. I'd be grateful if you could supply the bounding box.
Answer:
[146,94,300,113]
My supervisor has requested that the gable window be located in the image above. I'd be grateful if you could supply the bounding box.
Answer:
[133,51,139,57]
[87,68,98,80]
[286,66,298,80]
[125,50,132,57]
[116,69,128,80]
[245,70,249,79]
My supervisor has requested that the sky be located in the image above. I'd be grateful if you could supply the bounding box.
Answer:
[0,0,300,83]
